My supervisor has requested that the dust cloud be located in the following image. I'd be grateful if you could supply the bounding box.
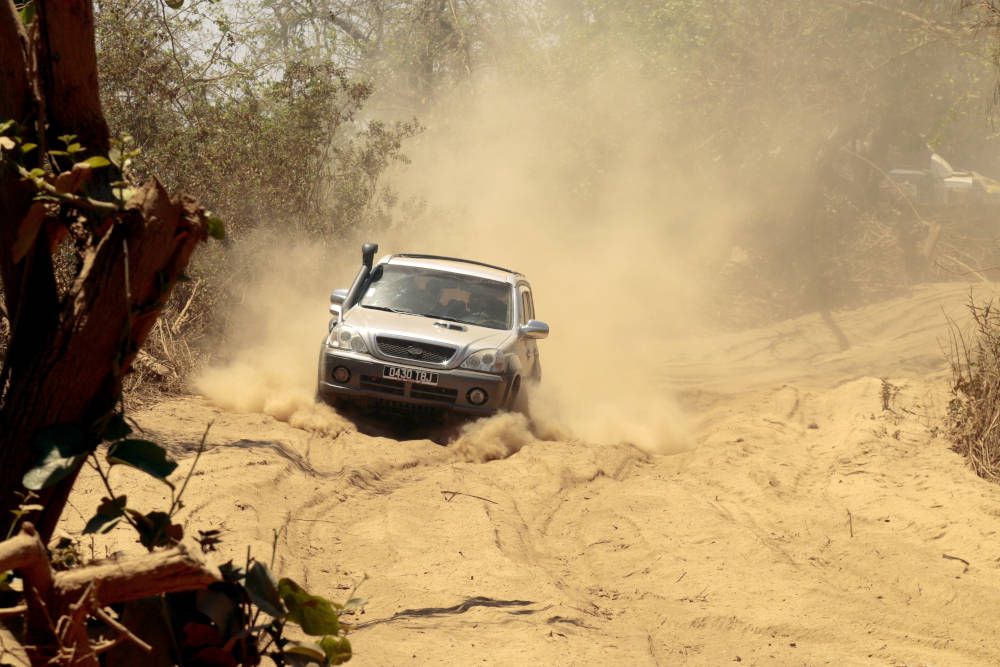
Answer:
[374,67,744,454]
[194,42,846,455]
[191,52,752,455]
[192,237,353,439]
[450,411,537,462]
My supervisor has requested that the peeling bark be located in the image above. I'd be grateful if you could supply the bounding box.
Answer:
[0,1,208,539]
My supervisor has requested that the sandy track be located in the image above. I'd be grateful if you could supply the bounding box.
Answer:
[62,283,1000,665]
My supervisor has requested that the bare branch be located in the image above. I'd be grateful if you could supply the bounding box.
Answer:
[54,543,219,607]
[330,12,371,43]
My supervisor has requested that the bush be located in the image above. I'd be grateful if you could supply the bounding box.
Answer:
[947,297,1000,479]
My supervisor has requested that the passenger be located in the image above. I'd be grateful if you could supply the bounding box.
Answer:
[469,291,507,325]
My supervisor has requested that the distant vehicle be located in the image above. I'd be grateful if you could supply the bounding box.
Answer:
[881,152,1000,208]
[317,244,548,417]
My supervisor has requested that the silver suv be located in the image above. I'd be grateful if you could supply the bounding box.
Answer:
[317,244,549,416]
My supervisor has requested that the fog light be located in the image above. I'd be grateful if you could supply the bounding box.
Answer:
[332,366,351,384]
[467,388,488,406]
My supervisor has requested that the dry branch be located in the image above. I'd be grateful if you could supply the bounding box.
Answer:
[0,524,52,599]
[54,544,219,608]
[0,523,218,665]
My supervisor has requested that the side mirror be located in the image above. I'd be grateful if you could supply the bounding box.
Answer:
[329,288,348,318]
[519,320,549,340]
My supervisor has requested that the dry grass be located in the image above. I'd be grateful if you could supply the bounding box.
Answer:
[947,296,1000,481]
[123,279,208,408]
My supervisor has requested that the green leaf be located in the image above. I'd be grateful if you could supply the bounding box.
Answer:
[319,636,352,665]
[165,0,185,8]
[47,150,68,157]
[18,1,34,26]
[245,562,286,618]
[22,425,90,490]
[278,578,340,636]
[284,641,326,662]
[83,496,127,534]
[20,142,36,154]
[66,143,85,154]
[0,120,14,134]
[57,134,77,146]
[107,439,177,481]
[28,168,45,178]
[206,214,225,240]
[79,155,111,168]
[0,137,14,151]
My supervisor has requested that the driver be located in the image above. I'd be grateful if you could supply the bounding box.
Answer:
[395,276,439,314]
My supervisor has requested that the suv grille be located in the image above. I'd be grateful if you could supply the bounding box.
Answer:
[360,374,405,396]
[410,384,458,405]
[376,337,456,363]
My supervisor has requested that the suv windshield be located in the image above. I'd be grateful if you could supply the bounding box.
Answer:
[360,264,512,330]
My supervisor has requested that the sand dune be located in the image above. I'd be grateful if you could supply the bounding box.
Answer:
[62,282,1000,665]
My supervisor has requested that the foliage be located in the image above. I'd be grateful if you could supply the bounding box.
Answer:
[11,418,357,665]
[95,0,418,242]
[947,296,1000,481]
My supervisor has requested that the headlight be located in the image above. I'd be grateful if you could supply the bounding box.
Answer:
[326,324,369,354]
[460,349,506,373]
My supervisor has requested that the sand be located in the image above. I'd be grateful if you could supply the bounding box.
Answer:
[61,282,1000,665]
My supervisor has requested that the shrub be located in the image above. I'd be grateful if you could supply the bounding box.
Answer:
[947,296,1000,479]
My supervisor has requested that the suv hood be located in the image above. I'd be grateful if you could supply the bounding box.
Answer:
[342,307,513,365]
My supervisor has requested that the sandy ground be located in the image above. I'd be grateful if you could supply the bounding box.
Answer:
[61,282,1000,665]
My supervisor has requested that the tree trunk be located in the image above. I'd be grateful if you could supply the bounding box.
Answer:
[0,0,208,540]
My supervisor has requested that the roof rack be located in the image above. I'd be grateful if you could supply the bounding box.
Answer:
[390,253,520,275]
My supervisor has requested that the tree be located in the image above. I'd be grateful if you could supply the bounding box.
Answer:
[0,0,210,540]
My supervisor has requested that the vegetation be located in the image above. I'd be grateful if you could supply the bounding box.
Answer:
[948,297,1000,480]
[1,420,356,665]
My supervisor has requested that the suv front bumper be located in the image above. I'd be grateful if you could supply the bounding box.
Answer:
[318,348,509,415]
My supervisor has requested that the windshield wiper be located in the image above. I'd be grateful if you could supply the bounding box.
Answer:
[420,314,470,325]
[362,305,419,316]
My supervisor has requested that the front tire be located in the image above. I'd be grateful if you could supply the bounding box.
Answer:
[506,376,530,414]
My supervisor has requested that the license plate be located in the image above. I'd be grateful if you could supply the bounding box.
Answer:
[383,365,439,385]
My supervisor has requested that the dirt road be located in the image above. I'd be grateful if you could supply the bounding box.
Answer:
[63,283,1000,665]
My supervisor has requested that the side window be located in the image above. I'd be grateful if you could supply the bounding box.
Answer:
[519,288,530,325]
[526,291,535,321]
